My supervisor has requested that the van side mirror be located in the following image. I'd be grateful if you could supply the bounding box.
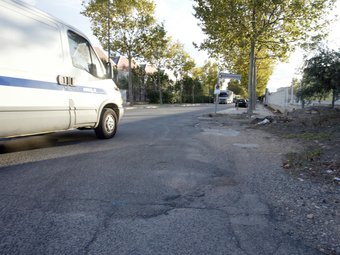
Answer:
[89,63,98,77]
[106,62,113,79]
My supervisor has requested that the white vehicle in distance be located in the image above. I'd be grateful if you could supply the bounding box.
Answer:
[0,0,124,139]
[218,90,234,104]
[218,91,229,104]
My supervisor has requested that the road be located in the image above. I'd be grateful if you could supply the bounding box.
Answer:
[0,104,321,254]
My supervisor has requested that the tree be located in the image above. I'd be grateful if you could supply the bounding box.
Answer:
[193,0,336,113]
[190,67,205,103]
[167,41,196,103]
[181,76,204,103]
[200,61,219,101]
[82,0,159,105]
[131,65,146,102]
[287,77,300,104]
[145,71,173,103]
[145,24,172,104]
[228,80,244,96]
[299,47,340,108]
[223,47,275,98]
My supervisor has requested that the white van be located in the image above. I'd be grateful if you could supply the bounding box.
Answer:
[0,0,124,139]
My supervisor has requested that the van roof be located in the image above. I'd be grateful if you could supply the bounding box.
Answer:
[7,0,90,42]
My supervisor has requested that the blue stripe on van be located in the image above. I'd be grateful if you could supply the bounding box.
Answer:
[0,76,106,94]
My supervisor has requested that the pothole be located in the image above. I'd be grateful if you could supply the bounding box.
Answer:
[233,143,259,148]
[202,128,240,137]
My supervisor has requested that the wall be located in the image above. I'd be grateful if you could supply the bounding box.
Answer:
[265,86,339,112]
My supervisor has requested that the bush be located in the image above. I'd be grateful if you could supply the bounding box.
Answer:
[181,95,213,104]
[147,91,160,104]
[162,91,178,104]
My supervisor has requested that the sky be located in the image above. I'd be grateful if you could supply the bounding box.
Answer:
[23,0,339,92]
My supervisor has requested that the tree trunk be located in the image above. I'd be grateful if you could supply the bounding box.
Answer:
[331,88,336,109]
[301,95,305,109]
[247,40,255,115]
[180,82,183,104]
[128,57,134,106]
[141,72,146,102]
[158,68,163,104]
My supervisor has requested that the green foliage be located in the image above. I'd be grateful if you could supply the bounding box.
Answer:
[173,76,204,103]
[290,78,300,93]
[147,91,160,104]
[143,24,175,104]
[83,0,157,59]
[304,148,322,162]
[145,24,171,67]
[163,41,196,103]
[131,66,146,102]
[298,47,340,107]
[193,0,336,106]
[224,48,274,97]
[167,41,196,78]
[203,61,218,95]
[285,132,332,140]
[228,80,244,96]
[117,76,128,90]
[194,0,335,59]
[286,147,322,168]
[82,0,161,105]
[144,70,177,103]
[183,62,218,101]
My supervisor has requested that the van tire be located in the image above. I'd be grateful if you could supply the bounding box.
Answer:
[95,108,117,139]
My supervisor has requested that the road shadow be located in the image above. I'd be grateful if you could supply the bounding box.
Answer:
[0,130,97,154]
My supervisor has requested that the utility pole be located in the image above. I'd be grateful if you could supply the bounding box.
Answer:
[107,0,112,78]
[107,0,110,61]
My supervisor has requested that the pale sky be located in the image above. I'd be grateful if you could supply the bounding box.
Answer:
[23,0,339,92]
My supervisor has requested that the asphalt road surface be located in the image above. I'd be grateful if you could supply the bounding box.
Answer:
[0,104,321,254]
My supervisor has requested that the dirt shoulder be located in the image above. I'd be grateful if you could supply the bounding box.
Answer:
[251,106,340,255]
[203,107,340,254]
[253,106,340,186]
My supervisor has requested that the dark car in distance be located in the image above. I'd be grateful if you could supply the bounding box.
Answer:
[235,99,248,108]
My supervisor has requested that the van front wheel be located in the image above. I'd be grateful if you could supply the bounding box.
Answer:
[95,108,117,139]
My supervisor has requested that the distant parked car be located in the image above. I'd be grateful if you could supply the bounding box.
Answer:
[235,99,248,108]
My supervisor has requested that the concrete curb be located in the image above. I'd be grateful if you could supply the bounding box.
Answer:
[217,104,274,118]
[124,103,207,110]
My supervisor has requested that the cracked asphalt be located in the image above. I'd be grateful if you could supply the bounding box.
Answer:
[0,104,324,254]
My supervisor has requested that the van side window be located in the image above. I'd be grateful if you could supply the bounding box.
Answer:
[67,31,105,78]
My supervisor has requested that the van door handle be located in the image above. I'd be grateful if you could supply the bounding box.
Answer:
[57,75,74,86]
